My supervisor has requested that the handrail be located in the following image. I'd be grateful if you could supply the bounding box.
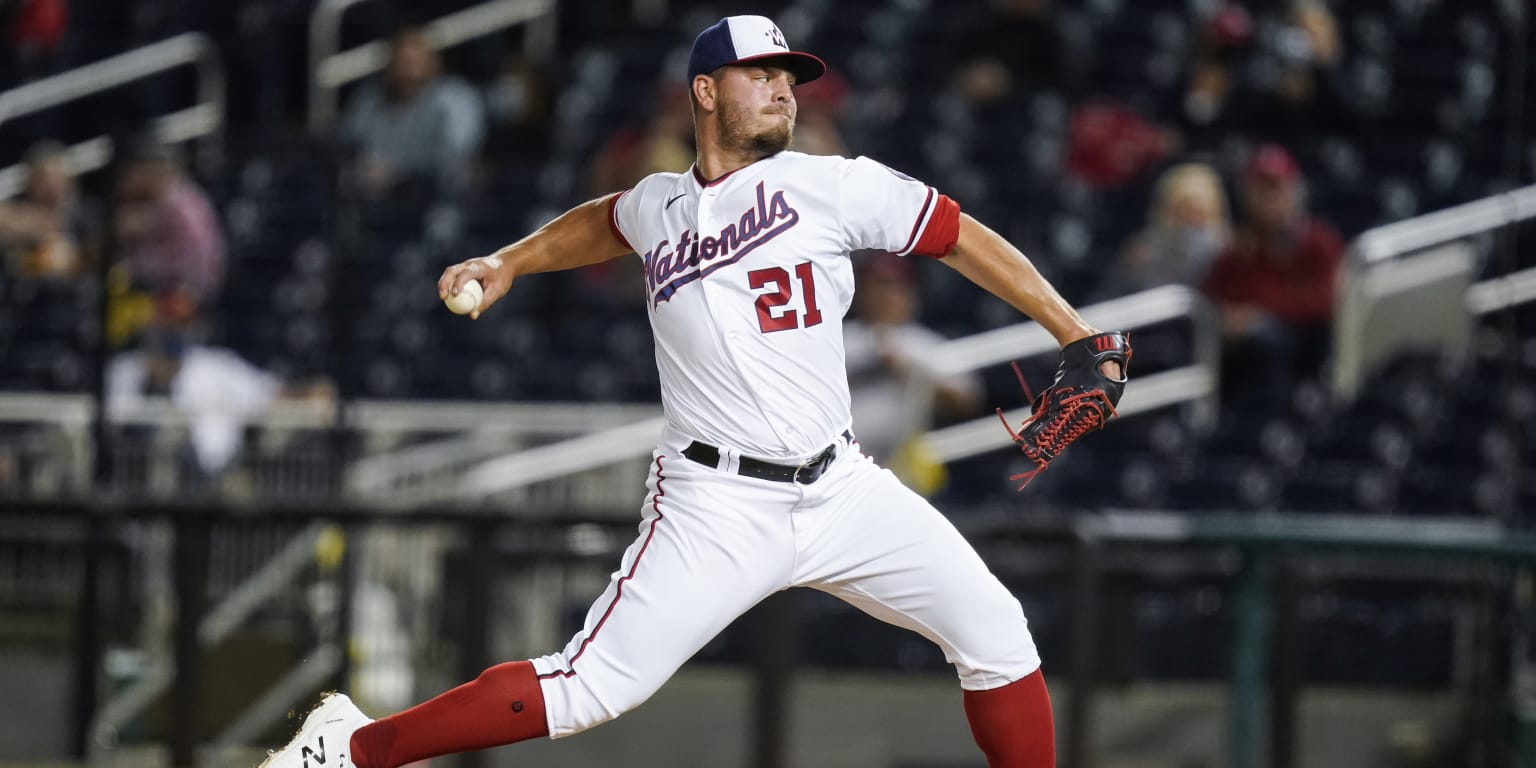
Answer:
[923,366,1212,463]
[0,34,219,123]
[307,0,371,132]
[307,0,556,131]
[0,393,657,432]
[0,33,225,198]
[926,285,1219,378]
[453,415,666,502]
[1352,182,1536,264]
[89,523,331,754]
[1335,184,1536,399]
[905,285,1222,456]
[1467,264,1536,315]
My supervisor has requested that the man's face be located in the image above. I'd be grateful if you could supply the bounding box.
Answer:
[26,157,73,210]
[713,65,796,156]
[1243,176,1299,233]
[388,33,437,95]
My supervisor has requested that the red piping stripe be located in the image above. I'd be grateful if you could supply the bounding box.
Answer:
[897,187,936,255]
[538,456,667,680]
[607,190,633,250]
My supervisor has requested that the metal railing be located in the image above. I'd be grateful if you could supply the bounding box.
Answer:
[1467,264,1536,315]
[12,500,1525,768]
[912,284,1221,462]
[1334,183,1536,399]
[1352,183,1536,265]
[307,0,557,131]
[0,33,226,198]
[86,522,337,758]
[0,393,662,504]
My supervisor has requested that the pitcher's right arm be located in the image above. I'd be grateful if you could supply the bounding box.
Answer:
[437,192,633,319]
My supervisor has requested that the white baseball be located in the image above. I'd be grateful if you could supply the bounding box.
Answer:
[445,279,483,315]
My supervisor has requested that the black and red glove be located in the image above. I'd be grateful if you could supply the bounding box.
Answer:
[998,331,1131,489]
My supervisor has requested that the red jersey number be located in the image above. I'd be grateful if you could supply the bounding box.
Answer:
[749,261,823,334]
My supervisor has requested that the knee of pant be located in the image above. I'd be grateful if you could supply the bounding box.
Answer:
[956,634,1041,690]
[543,665,667,736]
[954,603,1042,690]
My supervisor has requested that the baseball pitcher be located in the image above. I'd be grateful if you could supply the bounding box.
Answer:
[262,15,1128,768]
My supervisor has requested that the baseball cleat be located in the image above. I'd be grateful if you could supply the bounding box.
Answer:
[258,693,373,768]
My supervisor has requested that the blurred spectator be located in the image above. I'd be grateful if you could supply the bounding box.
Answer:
[339,25,486,200]
[791,69,849,157]
[111,140,225,316]
[2,0,67,80]
[1171,3,1255,152]
[107,328,335,474]
[1172,2,1347,152]
[1104,162,1231,297]
[944,0,1080,107]
[588,86,694,195]
[845,253,981,486]
[1246,0,1347,147]
[1202,144,1344,405]
[1065,101,1179,190]
[483,51,551,159]
[0,140,96,280]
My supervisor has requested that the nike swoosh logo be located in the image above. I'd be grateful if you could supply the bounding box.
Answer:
[666,193,686,209]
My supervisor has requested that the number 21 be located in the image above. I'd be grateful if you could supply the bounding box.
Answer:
[748,261,823,333]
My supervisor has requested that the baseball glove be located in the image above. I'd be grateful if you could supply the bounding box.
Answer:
[997,331,1132,490]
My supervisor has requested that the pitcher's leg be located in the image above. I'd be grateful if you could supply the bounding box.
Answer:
[798,458,1050,766]
[348,455,793,767]
[350,661,546,768]
[802,468,1040,686]
[963,670,1056,768]
[534,455,795,736]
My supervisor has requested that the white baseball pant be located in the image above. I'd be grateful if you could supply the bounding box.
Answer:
[529,427,1041,737]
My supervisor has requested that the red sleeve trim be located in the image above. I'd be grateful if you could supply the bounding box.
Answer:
[607,189,634,251]
[908,194,961,258]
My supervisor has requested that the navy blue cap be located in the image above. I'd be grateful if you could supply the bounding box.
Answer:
[687,15,826,85]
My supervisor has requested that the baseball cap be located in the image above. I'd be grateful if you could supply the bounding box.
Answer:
[687,15,826,85]
[1245,143,1300,184]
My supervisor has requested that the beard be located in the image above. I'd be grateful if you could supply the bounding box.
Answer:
[718,94,793,157]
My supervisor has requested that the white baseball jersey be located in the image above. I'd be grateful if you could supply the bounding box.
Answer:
[609,151,960,461]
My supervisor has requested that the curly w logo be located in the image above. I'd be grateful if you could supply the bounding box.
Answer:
[766,26,786,49]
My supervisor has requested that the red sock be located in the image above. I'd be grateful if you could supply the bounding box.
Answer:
[349,661,548,768]
[962,669,1056,768]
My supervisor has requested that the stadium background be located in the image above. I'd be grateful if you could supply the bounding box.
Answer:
[0,0,1533,766]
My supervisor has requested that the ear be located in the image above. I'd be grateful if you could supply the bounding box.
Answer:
[691,74,717,113]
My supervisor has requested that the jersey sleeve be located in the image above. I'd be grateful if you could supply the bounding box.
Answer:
[837,156,961,258]
[607,187,638,252]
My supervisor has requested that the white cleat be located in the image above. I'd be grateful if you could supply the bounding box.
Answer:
[258,693,374,768]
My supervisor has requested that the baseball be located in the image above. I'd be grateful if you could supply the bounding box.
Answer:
[445,279,483,315]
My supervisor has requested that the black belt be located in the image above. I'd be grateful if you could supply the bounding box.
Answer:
[683,430,853,485]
